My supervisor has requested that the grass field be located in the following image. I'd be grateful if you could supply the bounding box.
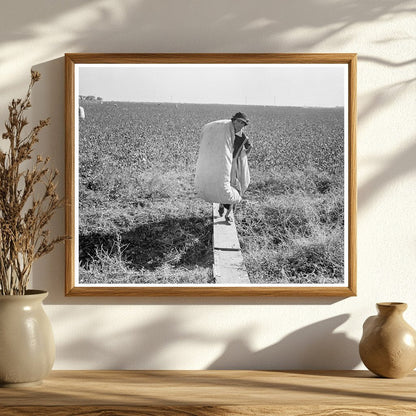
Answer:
[78,101,345,285]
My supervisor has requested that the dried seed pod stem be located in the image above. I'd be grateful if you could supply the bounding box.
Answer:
[0,71,66,295]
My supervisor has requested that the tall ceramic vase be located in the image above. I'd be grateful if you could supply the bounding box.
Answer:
[0,290,55,387]
[359,302,416,378]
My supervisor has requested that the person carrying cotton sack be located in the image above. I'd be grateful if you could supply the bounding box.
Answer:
[195,112,252,223]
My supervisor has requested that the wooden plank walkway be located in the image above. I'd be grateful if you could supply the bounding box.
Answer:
[212,203,250,284]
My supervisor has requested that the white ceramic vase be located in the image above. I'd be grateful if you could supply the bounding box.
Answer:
[0,290,55,387]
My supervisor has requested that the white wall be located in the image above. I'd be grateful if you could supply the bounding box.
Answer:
[1,0,415,370]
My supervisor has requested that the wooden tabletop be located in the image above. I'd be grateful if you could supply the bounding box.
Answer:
[1,370,415,415]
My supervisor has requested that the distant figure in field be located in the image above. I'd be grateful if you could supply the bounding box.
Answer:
[195,112,252,223]
[79,106,85,120]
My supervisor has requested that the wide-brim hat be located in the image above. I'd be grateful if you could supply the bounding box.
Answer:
[232,112,249,125]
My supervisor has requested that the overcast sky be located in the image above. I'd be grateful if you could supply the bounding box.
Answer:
[77,64,347,107]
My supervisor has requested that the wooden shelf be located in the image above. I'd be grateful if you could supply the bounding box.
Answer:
[1,370,415,415]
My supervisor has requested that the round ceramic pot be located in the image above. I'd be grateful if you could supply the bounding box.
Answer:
[359,302,416,378]
[0,290,55,387]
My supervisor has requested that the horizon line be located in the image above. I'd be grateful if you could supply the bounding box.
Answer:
[78,98,344,109]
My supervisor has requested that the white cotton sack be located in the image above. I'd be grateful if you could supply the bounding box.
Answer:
[195,119,241,204]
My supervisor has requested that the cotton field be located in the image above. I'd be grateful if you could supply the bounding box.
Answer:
[78,101,345,285]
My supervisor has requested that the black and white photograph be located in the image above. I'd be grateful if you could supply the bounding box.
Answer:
[65,54,356,296]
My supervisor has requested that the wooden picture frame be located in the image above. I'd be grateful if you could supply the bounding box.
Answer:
[65,53,356,297]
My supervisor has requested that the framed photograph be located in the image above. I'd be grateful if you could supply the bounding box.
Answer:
[65,53,356,296]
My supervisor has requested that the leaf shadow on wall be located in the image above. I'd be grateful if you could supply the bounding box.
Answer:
[60,0,414,53]
[207,314,360,370]
[53,310,360,370]
[356,54,416,210]
[2,0,412,51]
[0,0,414,97]
[358,138,416,209]
[54,312,211,370]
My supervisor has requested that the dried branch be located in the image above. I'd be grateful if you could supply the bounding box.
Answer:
[0,71,66,295]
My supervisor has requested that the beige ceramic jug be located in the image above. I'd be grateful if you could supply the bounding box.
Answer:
[0,290,55,386]
[359,302,416,378]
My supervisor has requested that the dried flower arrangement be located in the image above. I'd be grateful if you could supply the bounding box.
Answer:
[0,71,65,295]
